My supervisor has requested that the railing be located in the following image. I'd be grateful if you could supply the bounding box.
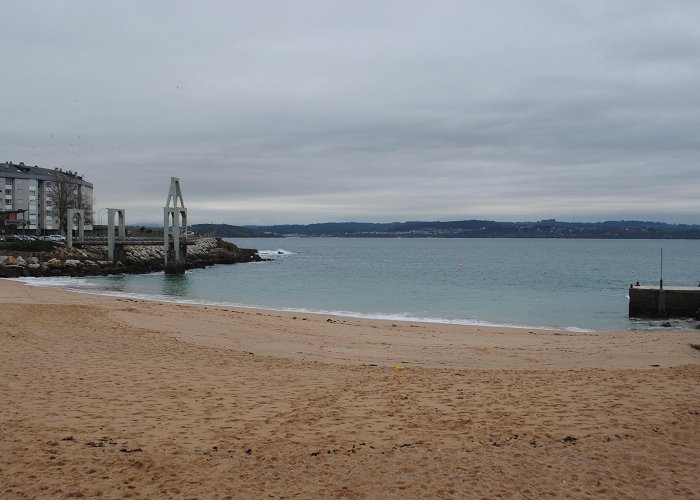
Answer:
[72,237,198,245]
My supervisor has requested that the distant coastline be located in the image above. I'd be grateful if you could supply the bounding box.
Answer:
[192,219,700,239]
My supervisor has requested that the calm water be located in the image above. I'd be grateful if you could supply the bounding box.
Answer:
[20,238,700,332]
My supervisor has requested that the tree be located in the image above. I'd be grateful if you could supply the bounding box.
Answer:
[45,180,79,235]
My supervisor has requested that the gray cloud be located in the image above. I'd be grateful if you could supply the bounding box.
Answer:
[2,1,699,224]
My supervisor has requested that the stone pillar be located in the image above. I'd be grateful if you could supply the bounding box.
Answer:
[66,209,85,247]
[107,208,126,263]
[164,177,187,274]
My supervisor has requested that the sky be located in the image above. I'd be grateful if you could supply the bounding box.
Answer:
[2,1,699,225]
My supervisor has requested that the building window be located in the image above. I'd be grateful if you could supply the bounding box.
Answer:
[4,189,11,195]
[46,200,52,207]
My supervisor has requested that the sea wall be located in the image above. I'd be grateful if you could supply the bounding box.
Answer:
[629,286,700,319]
[0,237,261,278]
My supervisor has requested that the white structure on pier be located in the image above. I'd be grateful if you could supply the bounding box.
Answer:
[66,209,85,246]
[107,208,126,262]
[164,177,187,274]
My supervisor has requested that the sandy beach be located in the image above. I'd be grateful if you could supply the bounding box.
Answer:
[1,278,698,498]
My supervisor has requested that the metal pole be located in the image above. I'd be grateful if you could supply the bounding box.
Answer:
[659,248,663,290]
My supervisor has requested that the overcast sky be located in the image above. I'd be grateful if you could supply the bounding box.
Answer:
[2,1,699,225]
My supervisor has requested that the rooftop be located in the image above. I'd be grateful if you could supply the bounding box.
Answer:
[0,161,93,188]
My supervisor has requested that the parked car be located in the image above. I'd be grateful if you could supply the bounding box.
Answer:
[48,234,66,242]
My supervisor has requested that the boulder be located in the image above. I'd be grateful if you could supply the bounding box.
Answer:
[47,258,64,269]
[0,265,23,278]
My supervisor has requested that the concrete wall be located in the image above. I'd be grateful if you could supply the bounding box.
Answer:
[629,287,700,319]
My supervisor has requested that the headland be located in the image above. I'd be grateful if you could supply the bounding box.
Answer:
[0,236,261,277]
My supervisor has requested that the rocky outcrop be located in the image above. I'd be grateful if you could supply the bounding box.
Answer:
[0,237,262,278]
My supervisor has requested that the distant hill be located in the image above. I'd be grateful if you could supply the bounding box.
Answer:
[245,219,700,239]
[190,224,266,238]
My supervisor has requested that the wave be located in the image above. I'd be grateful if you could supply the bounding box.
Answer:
[258,248,297,258]
[276,308,595,333]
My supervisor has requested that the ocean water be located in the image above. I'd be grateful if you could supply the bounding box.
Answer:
[19,238,700,332]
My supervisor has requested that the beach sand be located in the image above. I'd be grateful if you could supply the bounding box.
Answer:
[1,279,698,498]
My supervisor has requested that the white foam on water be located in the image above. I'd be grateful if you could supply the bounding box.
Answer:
[14,276,94,289]
[258,248,297,258]
[253,308,595,332]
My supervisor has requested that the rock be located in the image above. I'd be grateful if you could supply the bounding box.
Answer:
[0,265,23,278]
[0,236,260,277]
[83,260,100,271]
[47,258,64,269]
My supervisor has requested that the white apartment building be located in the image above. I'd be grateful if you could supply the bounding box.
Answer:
[1,161,93,234]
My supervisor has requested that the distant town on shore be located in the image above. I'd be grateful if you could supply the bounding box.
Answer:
[191,219,700,239]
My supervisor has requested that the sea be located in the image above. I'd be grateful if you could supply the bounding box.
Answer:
[18,237,700,332]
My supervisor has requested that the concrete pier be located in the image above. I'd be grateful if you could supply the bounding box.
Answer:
[629,285,700,319]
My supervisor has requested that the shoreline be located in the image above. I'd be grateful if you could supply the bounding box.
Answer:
[16,273,698,336]
[2,278,699,497]
[12,275,598,334]
[3,278,698,370]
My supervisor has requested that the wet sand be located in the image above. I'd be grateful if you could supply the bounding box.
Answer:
[1,279,698,498]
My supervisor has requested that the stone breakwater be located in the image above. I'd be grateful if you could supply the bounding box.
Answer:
[0,237,262,278]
